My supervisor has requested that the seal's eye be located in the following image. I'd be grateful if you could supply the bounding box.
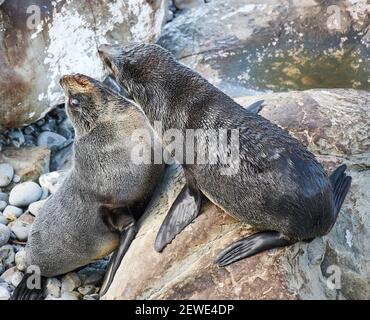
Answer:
[70,98,80,107]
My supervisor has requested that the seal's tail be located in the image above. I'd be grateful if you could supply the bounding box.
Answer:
[329,164,352,221]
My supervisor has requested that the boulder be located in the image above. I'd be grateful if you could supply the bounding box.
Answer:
[158,0,370,97]
[0,147,50,187]
[0,0,168,131]
[103,89,370,300]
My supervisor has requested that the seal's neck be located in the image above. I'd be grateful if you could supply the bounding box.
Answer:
[130,66,214,132]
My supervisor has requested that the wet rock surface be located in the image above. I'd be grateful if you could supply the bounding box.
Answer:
[103,89,369,300]
[0,0,168,131]
[158,0,370,97]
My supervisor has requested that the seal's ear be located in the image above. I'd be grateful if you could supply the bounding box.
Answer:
[99,205,137,297]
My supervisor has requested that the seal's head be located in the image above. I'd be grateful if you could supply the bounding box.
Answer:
[60,73,121,136]
[98,43,177,97]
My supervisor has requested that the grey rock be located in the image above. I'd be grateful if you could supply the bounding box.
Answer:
[0,224,11,247]
[9,182,42,207]
[39,170,68,194]
[45,278,61,298]
[0,164,14,187]
[40,187,49,200]
[10,222,30,242]
[3,206,23,219]
[61,273,82,292]
[28,199,47,217]
[15,250,27,272]
[174,0,204,10]
[159,0,369,96]
[77,268,105,287]
[0,192,8,203]
[47,291,81,300]
[0,266,23,287]
[37,132,67,151]
[0,147,50,183]
[12,175,21,183]
[0,286,10,300]
[0,215,8,226]
[8,130,25,148]
[0,0,167,131]
[0,245,15,269]
[50,143,74,171]
[0,201,7,211]
[78,285,98,296]
[83,294,99,300]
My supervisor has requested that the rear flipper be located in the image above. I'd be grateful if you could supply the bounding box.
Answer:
[155,183,202,252]
[215,231,292,267]
[329,164,352,225]
[99,224,137,297]
[245,100,264,114]
[99,205,138,297]
[11,272,46,300]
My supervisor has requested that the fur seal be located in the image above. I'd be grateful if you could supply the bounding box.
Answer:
[11,74,164,299]
[98,43,352,267]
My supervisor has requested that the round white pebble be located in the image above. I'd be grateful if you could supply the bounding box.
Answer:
[3,205,23,218]
[9,181,42,207]
[0,164,14,187]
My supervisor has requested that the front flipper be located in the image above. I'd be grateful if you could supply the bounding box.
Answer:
[245,100,264,114]
[99,205,137,297]
[99,224,137,297]
[155,183,202,252]
[215,231,292,267]
[11,272,46,300]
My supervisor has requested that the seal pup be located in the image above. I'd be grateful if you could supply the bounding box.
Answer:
[12,74,164,299]
[98,43,352,267]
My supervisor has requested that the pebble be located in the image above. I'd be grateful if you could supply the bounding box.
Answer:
[77,285,98,296]
[0,215,8,226]
[0,266,23,287]
[37,132,67,151]
[77,267,105,286]
[0,192,8,203]
[0,224,11,247]
[28,199,47,216]
[45,278,61,298]
[61,272,81,292]
[40,187,49,200]
[10,222,30,242]
[0,245,15,269]
[45,291,80,300]
[15,250,27,272]
[0,285,10,300]
[83,294,99,300]
[12,175,21,183]
[0,163,14,187]
[9,182,42,207]
[39,171,68,194]
[3,206,23,218]
[0,201,7,211]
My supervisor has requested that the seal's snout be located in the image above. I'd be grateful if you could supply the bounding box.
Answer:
[98,44,116,75]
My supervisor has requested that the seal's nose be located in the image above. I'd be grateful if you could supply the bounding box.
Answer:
[98,44,115,73]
